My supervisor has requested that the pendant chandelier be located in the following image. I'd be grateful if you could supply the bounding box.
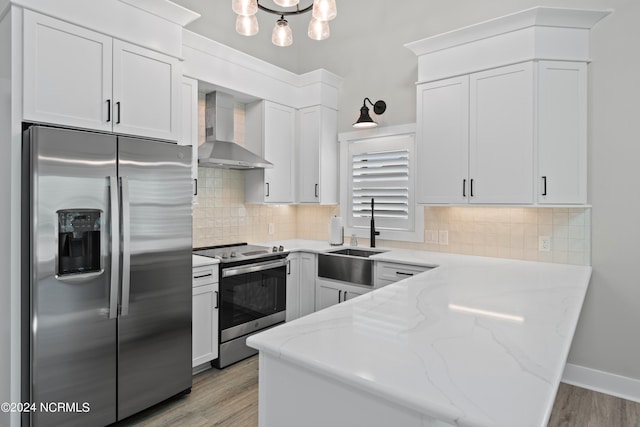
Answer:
[233,0,337,47]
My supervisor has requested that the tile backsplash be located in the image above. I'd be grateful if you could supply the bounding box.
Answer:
[192,93,590,265]
[194,185,591,265]
[192,168,297,248]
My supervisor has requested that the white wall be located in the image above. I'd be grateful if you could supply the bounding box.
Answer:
[0,8,12,427]
[175,0,640,385]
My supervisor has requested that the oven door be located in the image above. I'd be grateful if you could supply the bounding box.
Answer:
[219,258,287,342]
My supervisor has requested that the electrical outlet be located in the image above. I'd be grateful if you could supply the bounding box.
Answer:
[439,230,449,245]
[425,230,438,244]
[539,236,551,252]
[268,223,275,235]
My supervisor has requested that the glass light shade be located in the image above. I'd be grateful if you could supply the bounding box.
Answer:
[274,0,299,6]
[312,0,337,21]
[272,18,293,47]
[308,17,330,41]
[236,14,259,36]
[232,0,257,16]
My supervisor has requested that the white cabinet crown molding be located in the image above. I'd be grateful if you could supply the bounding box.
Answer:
[405,6,611,83]
[405,7,612,56]
[117,0,200,27]
[182,29,342,110]
[12,0,186,58]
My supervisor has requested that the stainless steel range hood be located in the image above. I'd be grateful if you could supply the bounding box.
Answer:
[198,91,273,169]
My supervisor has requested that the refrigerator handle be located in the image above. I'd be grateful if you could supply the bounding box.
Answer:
[108,176,120,319]
[120,176,131,316]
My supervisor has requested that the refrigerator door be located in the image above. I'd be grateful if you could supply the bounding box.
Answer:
[25,126,118,427]
[117,137,193,420]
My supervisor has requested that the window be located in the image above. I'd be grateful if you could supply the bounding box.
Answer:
[339,124,424,242]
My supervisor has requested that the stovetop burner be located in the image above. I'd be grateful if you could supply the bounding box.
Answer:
[193,243,287,263]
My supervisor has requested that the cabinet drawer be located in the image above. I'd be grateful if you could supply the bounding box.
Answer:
[375,262,432,286]
[193,265,219,287]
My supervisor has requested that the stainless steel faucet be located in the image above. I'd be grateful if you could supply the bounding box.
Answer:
[370,198,380,248]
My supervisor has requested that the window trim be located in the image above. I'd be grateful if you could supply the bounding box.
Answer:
[339,123,424,243]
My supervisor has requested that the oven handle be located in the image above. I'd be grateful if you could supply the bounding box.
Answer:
[222,258,288,278]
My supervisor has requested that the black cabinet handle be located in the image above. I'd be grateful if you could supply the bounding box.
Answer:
[315,183,319,198]
[106,99,111,122]
[542,176,547,196]
[214,291,219,309]
[116,102,121,124]
[194,179,198,196]
[286,260,291,275]
[265,182,270,197]
[470,179,474,197]
[343,291,347,302]
[463,179,466,197]
[396,271,414,277]
[194,273,212,279]
[338,290,342,303]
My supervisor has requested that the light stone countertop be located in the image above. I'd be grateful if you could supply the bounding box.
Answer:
[192,254,219,268]
[247,240,591,427]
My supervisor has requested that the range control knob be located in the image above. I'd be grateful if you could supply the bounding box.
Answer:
[230,251,237,258]
[221,252,229,259]
[272,246,278,252]
[278,245,284,252]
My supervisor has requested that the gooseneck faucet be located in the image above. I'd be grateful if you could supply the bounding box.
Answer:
[370,198,380,248]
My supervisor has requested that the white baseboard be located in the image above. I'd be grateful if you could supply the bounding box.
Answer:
[562,363,640,403]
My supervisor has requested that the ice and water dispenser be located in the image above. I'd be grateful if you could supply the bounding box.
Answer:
[57,209,102,276]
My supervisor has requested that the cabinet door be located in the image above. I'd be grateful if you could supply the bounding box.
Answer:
[181,77,199,203]
[298,106,338,204]
[416,76,470,204]
[469,63,534,204]
[538,61,587,204]
[286,254,300,322]
[316,280,341,311]
[299,252,316,317]
[192,283,219,367]
[23,10,113,132]
[342,288,366,302]
[264,102,295,203]
[113,40,181,141]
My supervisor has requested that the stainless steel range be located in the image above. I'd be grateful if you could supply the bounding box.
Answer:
[193,243,288,368]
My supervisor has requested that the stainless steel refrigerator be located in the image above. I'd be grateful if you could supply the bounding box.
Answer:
[21,125,193,427]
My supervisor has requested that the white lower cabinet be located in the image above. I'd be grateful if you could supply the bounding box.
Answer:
[374,261,433,288]
[286,252,317,322]
[286,254,300,322]
[192,264,219,368]
[315,277,369,311]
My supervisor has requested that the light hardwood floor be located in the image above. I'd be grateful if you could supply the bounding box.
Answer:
[115,356,640,426]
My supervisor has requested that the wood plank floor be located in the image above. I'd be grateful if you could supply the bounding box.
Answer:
[115,356,640,426]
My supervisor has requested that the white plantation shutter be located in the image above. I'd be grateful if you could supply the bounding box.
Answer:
[348,134,416,231]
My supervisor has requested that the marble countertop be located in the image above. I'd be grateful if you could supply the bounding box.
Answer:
[247,242,591,427]
[192,254,219,268]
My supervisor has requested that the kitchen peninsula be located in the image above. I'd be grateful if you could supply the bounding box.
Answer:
[247,246,591,427]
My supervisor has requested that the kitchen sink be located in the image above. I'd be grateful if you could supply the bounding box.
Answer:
[318,247,388,286]
[325,248,387,258]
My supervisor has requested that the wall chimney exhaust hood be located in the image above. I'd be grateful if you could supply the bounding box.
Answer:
[198,91,273,169]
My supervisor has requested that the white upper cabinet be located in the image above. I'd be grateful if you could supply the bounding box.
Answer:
[408,7,607,205]
[180,77,199,203]
[417,63,533,204]
[537,61,587,204]
[297,106,338,204]
[23,10,181,141]
[245,100,296,204]
[23,10,113,132]
[469,62,534,204]
[416,76,469,204]
[112,40,180,141]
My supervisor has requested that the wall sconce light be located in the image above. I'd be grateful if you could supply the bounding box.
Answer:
[353,98,386,129]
